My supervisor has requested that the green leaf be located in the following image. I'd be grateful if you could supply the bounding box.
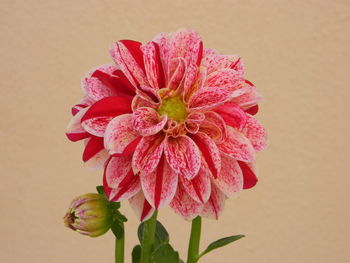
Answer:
[132,245,141,263]
[137,220,169,247]
[96,185,105,195]
[199,235,245,259]
[153,243,179,263]
[111,221,124,239]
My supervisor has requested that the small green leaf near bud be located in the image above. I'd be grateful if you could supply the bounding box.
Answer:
[199,235,245,259]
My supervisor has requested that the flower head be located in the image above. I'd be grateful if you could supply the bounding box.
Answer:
[66,29,267,221]
[64,193,112,237]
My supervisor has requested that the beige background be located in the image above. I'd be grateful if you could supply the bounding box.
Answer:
[1,0,349,262]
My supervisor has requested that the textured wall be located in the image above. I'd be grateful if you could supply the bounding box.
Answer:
[1,0,349,262]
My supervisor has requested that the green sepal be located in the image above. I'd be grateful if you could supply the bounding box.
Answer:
[153,243,179,263]
[199,235,245,259]
[111,220,124,239]
[96,185,105,195]
[132,245,141,263]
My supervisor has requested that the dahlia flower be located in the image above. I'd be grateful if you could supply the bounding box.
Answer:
[66,29,267,222]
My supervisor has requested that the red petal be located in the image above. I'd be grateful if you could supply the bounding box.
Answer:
[82,136,104,162]
[214,101,247,130]
[245,105,259,115]
[238,161,258,189]
[81,96,132,123]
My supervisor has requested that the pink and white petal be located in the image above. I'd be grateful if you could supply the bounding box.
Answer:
[238,161,258,189]
[169,29,203,70]
[136,85,161,104]
[201,183,226,220]
[217,126,255,162]
[152,33,171,81]
[213,154,243,197]
[180,163,211,204]
[188,85,247,111]
[167,58,186,93]
[104,114,140,154]
[214,101,247,130]
[206,69,242,88]
[201,49,243,75]
[132,95,158,111]
[109,40,147,87]
[88,69,135,99]
[164,135,201,180]
[242,115,267,151]
[129,191,155,222]
[141,41,165,90]
[184,120,200,134]
[132,107,167,136]
[140,155,178,209]
[199,111,227,143]
[66,107,90,141]
[170,183,204,221]
[231,80,261,110]
[189,133,221,178]
[83,77,118,102]
[84,148,109,170]
[104,155,141,201]
[132,134,165,175]
[109,173,141,202]
[105,155,133,188]
[184,66,207,102]
[81,116,114,137]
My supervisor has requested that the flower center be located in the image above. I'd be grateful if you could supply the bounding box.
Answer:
[157,96,187,122]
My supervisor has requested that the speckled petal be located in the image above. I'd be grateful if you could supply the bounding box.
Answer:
[188,85,247,110]
[199,111,227,143]
[104,155,141,201]
[170,183,203,221]
[164,135,201,180]
[84,148,109,170]
[189,133,221,178]
[180,163,211,203]
[201,182,226,220]
[140,155,178,209]
[242,115,268,151]
[104,114,140,154]
[206,69,241,88]
[213,154,243,197]
[217,126,255,162]
[66,107,90,142]
[109,40,147,87]
[132,134,165,175]
[141,41,165,90]
[132,107,167,136]
[231,80,261,110]
[129,191,155,222]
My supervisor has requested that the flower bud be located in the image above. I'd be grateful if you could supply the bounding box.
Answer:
[64,193,112,237]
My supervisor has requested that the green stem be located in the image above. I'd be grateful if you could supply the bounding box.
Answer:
[115,224,125,263]
[140,211,158,263]
[187,216,202,263]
